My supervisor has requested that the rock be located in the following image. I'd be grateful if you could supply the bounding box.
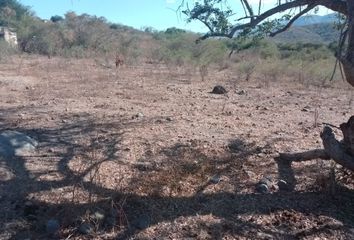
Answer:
[92,211,105,221]
[209,174,221,184]
[166,117,173,122]
[237,90,246,95]
[0,131,38,158]
[211,85,227,94]
[301,106,310,112]
[133,215,150,230]
[79,223,94,235]
[278,179,291,192]
[255,183,269,194]
[46,219,60,234]
[132,112,144,119]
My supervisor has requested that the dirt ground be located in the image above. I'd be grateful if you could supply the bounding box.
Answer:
[0,55,353,239]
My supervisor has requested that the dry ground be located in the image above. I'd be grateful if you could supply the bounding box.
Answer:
[0,55,353,239]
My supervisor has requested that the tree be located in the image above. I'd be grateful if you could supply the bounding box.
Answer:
[50,15,64,23]
[0,0,32,26]
[180,0,354,87]
[181,0,354,173]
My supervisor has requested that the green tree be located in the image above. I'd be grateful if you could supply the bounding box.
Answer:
[0,0,32,26]
[50,15,64,23]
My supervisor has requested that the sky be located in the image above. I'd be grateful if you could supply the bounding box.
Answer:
[19,0,334,32]
[19,0,209,32]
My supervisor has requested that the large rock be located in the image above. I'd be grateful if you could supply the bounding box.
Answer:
[211,85,227,94]
[0,130,38,158]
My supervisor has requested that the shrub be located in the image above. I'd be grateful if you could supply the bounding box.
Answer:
[0,40,17,62]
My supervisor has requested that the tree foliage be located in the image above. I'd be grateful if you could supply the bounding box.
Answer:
[0,0,32,26]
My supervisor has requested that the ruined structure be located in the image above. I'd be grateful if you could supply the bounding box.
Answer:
[0,27,18,47]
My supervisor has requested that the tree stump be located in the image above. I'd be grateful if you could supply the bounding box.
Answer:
[276,116,354,172]
[340,115,354,155]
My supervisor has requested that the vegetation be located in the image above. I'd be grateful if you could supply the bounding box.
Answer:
[179,0,354,88]
[180,0,354,173]
[0,0,344,86]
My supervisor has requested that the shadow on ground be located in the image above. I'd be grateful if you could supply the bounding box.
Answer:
[0,106,353,239]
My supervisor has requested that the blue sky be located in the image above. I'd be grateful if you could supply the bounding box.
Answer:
[19,0,209,32]
[19,0,334,32]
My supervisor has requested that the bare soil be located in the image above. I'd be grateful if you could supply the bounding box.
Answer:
[0,55,353,239]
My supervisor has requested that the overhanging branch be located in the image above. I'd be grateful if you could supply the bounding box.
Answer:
[269,4,316,37]
[228,0,311,37]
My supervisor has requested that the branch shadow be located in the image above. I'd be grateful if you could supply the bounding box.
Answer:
[0,106,353,239]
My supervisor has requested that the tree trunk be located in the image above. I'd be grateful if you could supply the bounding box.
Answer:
[342,0,354,87]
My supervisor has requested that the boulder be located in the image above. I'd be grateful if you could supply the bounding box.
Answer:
[211,85,227,94]
[0,130,38,158]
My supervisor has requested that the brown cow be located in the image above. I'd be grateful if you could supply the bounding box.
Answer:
[115,54,124,68]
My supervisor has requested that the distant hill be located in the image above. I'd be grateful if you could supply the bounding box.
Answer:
[272,13,340,44]
[293,13,339,26]
[273,23,339,44]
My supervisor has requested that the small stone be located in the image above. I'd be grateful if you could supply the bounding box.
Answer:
[46,219,60,234]
[79,223,93,235]
[166,117,173,122]
[93,211,105,221]
[132,112,144,119]
[256,183,269,194]
[259,176,275,190]
[209,174,221,184]
[237,90,246,95]
[278,179,291,192]
[301,106,310,112]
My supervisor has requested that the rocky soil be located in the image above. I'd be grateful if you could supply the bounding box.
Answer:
[0,55,353,239]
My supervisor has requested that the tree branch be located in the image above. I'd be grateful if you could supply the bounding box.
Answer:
[241,0,255,19]
[228,0,311,37]
[269,4,316,37]
[319,0,348,15]
[277,149,330,162]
